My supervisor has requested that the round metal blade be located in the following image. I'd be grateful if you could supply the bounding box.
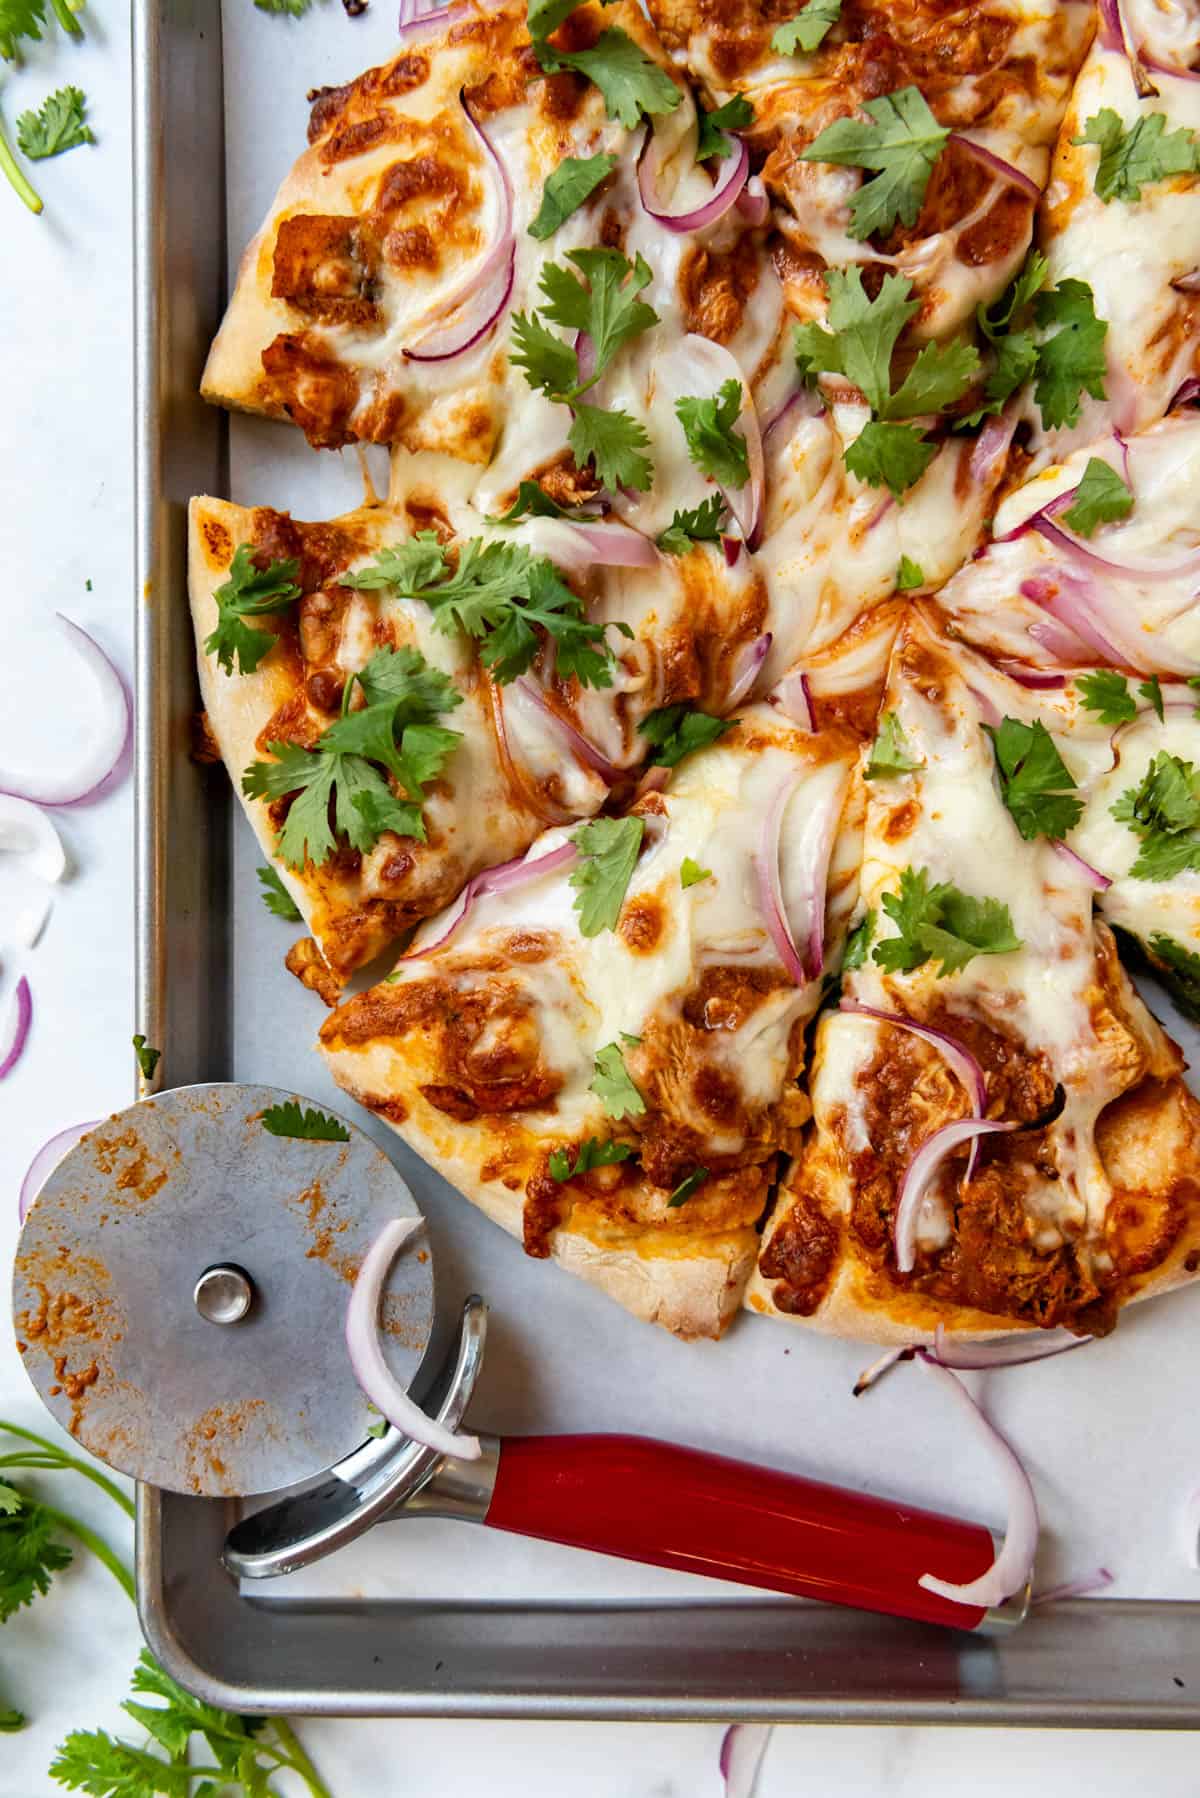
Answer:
[12,1083,435,1498]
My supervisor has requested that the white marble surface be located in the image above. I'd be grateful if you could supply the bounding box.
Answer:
[3,8,1200,1794]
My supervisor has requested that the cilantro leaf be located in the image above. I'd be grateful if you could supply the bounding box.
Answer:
[772,0,842,55]
[254,0,314,11]
[842,907,874,970]
[569,401,654,493]
[985,716,1083,841]
[0,1489,71,1622]
[667,1166,710,1207]
[675,378,750,487]
[549,1136,634,1181]
[1032,278,1108,430]
[696,94,754,161]
[0,0,44,61]
[1145,931,1200,1023]
[801,86,949,240]
[1074,107,1200,204]
[529,151,617,240]
[1140,675,1165,721]
[680,856,711,888]
[896,555,924,590]
[494,481,583,523]
[1076,669,1136,723]
[1061,457,1134,536]
[545,248,658,382]
[510,307,582,398]
[15,84,92,159]
[590,1036,646,1118]
[526,0,583,36]
[261,1100,350,1142]
[365,1403,388,1439]
[1112,751,1200,880]
[203,543,302,677]
[873,865,1022,976]
[352,644,462,721]
[342,532,448,593]
[639,703,730,767]
[569,816,644,935]
[888,336,981,420]
[257,864,302,920]
[844,420,936,496]
[535,27,682,130]
[865,711,921,779]
[132,1035,160,1079]
[656,493,727,554]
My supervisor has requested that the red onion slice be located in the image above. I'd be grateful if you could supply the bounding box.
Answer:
[722,534,742,567]
[753,765,847,983]
[719,1724,773,1798]
[970,406,1019,488]
[995,660,1069,689]
[403,92,514,360]
[1170,375,1200,411]
[726,633,771,707]
[761,386,821,446]
[514,678,622,782]
[1097,0,1159,93]
[397,0,468,37]
[752,772,807,986]
[1020,574,1138,670]
[1173,271,1200,293]
[19,1117,100,1222]
[563,520,659,569]
[840,1003,986,1112]
[1009,506,1200,587]
[399,840,579,962]
[929,1320,1091,1370]
[1051,841,1111,891]
[914,1352,1039,1609]
[1143,52,1200,81]
[949,134,1040,203]
[852,1345,913,1396]
[1032,1567,1114,1606]
[895,1117,1018,1273]
[0,616,131,808]
[637,126,750,234]
[0,797,67,883]
[346,1217,481,1460]
[736,176,769,226]
[404,247,515,364]
[770,670,815,731]
[0,977,32,1081]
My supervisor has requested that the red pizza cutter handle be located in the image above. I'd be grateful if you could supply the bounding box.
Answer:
[483,1432,1014,1632]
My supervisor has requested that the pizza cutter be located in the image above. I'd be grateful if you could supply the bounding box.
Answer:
[12,1082,1030,1635]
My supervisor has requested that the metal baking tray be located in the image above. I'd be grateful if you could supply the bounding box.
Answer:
[131,0,1200,1722]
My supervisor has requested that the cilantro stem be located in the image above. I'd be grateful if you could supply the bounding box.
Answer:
[0,1423,136,1519]
[49,0,84,34]
[0,118,42,215]
[271,1719,335,1798]
[34,1502,136,1602]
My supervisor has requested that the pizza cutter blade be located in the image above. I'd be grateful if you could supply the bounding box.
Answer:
[11,1083,434,1497]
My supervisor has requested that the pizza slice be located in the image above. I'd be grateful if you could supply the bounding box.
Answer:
[1024,25,1200,467]
[747,607,1200,1341]
[317,702,865,1337]
[189,494,610,980]
[935,409,1200,679]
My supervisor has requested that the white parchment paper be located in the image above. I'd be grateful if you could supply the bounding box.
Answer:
[218,0,1200,1610]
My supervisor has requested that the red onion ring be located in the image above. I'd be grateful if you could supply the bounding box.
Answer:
[949,134,1040,203]
[1173,271,1200,293]
[404,91,514,361]
[726,633,771,707]
[735,177,769,226]
[752,772,807,985]
[513,678,622,782]
[0,796,67,883]
[346,1216,481,1460]
[637,125,750,234]
[1007,504,1200,586]
[400,840,579,961]
[929,1320,1092,1369]
[1051,840,1111,891]
[895,1117,1018,1273]
[720,535,741,567]
[0,616,131,809]
[0,977,32,1081]
[404,247,515,363]
[863,493,894,533]
[19,1117,100,1222]
[914,1352,1039,1609]
[841,999,987,1122]
[769,670,815,731]
[1032,1568,1113,1606]
[719,1724,773,1798]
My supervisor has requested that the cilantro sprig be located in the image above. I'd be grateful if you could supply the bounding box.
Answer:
[257,863,302,920]
[874,866,1022,976]
[569,816,644,935]
[772,0,841,55]
[795,267,979,494]
[261,1099,351,1141]
[16,84,92,160]
[639,703,730,767]
[346,532,618,687]
[801,86,948,240]
[970,253,1108,431]
[985,716,1082,841]
[0,0,82,64]
[1075,669,1137,723]
[696,95,754,161]
[242,645,463,870]
[528,0,681,130]
[864,711,921,779]
[842,907,874,970]
[1074,107,1200,205]
[590,1034,646,1117]
[204,543,302,677]
[549,1136,634,1181]
[512,248,659,492]
[656,494,727,555]
[1061,457,1134,536]
[675,378,751,488]
[1112,751,1200,880]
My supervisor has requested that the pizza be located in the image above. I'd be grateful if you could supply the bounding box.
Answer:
[191,0,1200,1342]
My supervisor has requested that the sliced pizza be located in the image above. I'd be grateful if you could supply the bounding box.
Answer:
[747,607,1200,1341]
[317,702,864,1337]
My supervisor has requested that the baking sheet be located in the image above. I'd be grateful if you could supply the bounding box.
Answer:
[216,0,1200,1615]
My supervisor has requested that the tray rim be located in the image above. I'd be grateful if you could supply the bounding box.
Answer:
[131,0,1200,1725]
